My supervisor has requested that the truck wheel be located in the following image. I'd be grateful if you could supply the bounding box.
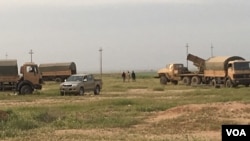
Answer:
[171,80,178,85]
[94,86,100,95]
[225,79,232,88]
[20,85,33,94]
[79,87,84,96]
[55,78,62,83]
[211,79,220,88]
[182,77,191,85]
[60,91,65,96]
[191,76,201,85]
[160,76,167,85]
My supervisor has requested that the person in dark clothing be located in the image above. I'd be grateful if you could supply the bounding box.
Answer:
[122,71,126,82]
[131,71,136,81]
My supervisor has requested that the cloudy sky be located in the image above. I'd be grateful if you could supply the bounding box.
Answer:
[0,0,250,73]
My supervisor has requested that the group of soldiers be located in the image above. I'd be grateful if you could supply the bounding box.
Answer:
[121,71,136,82]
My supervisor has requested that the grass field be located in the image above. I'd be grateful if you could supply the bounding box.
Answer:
[0,72,250,141]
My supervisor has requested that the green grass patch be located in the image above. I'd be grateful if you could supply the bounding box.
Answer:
[0,72,249,140]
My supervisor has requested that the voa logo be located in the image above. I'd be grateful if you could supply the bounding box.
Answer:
[226,129,246,136]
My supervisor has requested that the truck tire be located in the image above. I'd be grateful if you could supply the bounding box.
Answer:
[171,80,178,85]
[55,77,62,83]
[225,79,232,88]
[20,85,33,94]
[211,79,220,88]
[182,77,191,85]
[79,87,84,96]
[94,86,100,95]
[160,76,167,85]
[60,91,65,96]
[191,76,201,85]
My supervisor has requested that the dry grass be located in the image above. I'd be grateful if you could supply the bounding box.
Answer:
[0,73,250,141]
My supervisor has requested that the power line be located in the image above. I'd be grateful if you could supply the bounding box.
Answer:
[99,47,103,79]
[211,44,214,57]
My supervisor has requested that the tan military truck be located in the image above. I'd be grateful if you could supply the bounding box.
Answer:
[39,62,77,82]
[59,74,102,96]
[0,60,43,94]
[157,53,250,87]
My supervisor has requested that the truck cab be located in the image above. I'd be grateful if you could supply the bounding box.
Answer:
[158,63,189,85]
[19,63,43,94]
[226,60,250,87]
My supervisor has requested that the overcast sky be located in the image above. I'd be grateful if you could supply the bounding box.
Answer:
[0,0,250,73]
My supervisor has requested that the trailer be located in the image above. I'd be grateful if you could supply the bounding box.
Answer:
[39,62,77,82]
[0,60,43,94]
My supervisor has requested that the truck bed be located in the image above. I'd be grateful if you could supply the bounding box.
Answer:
[0,76,19,83]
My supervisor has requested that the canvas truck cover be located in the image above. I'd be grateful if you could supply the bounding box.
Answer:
[0,59,18,76]
[205,56,245,71]
[39,62,77,74]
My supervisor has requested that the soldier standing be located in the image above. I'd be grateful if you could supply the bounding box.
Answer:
[131,71,136,81]
[122,71,126,82]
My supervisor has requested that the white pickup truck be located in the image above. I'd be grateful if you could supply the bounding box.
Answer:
[59,74,102,96]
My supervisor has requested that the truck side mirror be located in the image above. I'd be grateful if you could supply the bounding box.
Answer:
[83,78,87,82]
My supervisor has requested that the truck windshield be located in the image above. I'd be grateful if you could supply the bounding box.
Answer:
[174,64,183,69]
[67,76,83,81]
[234,62,250,70]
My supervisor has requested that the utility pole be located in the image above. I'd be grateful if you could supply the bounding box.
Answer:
[211,44,214,57]
[99,47,103,79]
[186,43,189,69]
[29,49,34,63]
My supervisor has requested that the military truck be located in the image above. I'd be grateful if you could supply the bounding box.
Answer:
[0,60,43,94]
[157,53,250,87]
[39,62,77,82]
[59,74,102,96]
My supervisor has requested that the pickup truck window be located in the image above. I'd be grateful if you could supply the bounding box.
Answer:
[67,76,83,81]
[87,75,93,81]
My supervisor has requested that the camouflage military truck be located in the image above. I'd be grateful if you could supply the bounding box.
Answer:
[39,62,77,82]
[0,60,43,94]
[157,53,250,87]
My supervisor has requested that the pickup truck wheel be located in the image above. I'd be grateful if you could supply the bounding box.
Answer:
[94,86,100,95]
[79,87,84,96]
[20,85,33,94]
[60,92,64,96]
